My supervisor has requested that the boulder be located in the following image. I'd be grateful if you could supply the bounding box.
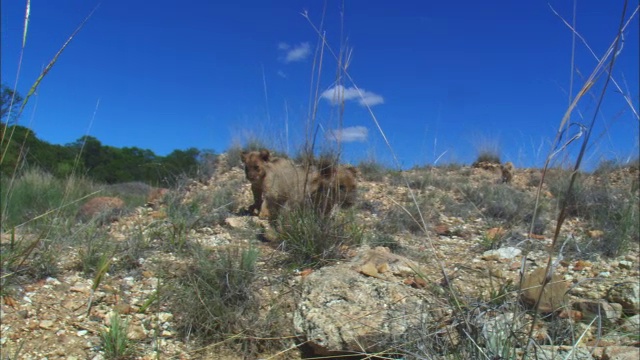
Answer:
[294,247,433,355]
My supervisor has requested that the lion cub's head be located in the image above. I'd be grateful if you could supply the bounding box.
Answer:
[241,149,271,183]
[313,161,358,212]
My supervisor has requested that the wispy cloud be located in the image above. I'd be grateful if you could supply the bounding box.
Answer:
[320,85,384,107]
[326,126,368,143]
[277,70,287,78]
[278,42,311,63]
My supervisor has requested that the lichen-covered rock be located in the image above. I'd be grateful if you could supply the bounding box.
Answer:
[606,282,640,315]
[294,247,432,355]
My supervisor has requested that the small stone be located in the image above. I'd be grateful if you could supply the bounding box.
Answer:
[598,271,611,278]
[45,277,61,285]
[113,303,132,315]
[224,216,245,229]
[39,320,55,329]
[619,260,633,270]
[77,330,88,336]
[482,247,521,260]
[157,312,173,323]
[70,286,88,294]
[127,324,146,340]
[573,260,591,271]
[587,229,604,238]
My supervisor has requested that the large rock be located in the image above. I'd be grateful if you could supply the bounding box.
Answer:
[294,247,433,355]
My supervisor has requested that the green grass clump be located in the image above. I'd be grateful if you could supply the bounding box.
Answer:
[547,170,639,256]
[0,167,95,230]
[357,159,387,182]
[153,180,235,250]
[472,151,502,166]
[277,207,364,267]
[461,183,540,226]
[101,312,134,359]
[171,245,273,355]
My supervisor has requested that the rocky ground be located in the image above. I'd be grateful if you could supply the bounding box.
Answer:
[1,157,638,359]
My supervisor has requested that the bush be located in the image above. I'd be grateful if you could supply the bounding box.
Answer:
[547,171,639,256]
[101,312,134,359]
[461,183,540,226]
[154,180,235,250]
[357,160,387,182]
[0,168,95,230]
[472,151,501,166]
[171,245,267,353]
[277,207,364,267]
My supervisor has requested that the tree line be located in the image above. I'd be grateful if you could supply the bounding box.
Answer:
[1,125,217,186]
[1,85,217,186]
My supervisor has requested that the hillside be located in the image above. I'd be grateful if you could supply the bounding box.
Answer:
[0,154,638,359]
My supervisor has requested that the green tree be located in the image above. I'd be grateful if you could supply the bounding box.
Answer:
[0,84,24,124]
[160,148,200,186]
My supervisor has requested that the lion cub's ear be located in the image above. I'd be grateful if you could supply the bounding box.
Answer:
[259,149,271,161]
[241,151,249,164]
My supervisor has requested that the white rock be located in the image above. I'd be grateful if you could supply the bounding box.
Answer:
[158,312,173,323]
[482,247,522,260]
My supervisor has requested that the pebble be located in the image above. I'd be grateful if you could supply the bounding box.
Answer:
[39,320,55,329]
[158,312,173,323]
[619,260,633,270]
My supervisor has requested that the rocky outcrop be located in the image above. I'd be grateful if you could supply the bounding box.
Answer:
[294,247,433,355]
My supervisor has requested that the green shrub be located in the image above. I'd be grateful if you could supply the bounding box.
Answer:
[461,183,539,226]
[547,171,639,256]
[0,168,95,230]
[101,312,134,359]
[357,159,387,182]
[155,181,235,250]
[277,207,364,267]
[472,151,501,166]
[171,245,262,348]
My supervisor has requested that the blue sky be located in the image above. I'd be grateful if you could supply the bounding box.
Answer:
[1,0,638,169]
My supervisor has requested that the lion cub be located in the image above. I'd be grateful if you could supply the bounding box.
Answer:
[241,149,272,215]
[501,162,514,184]
[241,150,358,220]
[311,160,358,214]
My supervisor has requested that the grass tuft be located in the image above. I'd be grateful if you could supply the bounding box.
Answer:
[101,312,134,360]
[277,207,364,267]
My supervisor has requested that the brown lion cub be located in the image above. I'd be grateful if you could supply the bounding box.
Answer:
[241,149,272,215]
[501,162,514,184]
[260,160,358,220]
[311,161,358,214]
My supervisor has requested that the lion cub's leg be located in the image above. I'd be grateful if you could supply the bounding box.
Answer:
[248,182,263,215]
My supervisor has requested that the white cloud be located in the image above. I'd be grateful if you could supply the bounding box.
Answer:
[326,126,368,143]
[320,85,385,107]
[278,42,311,63]
[277,70,287,78]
